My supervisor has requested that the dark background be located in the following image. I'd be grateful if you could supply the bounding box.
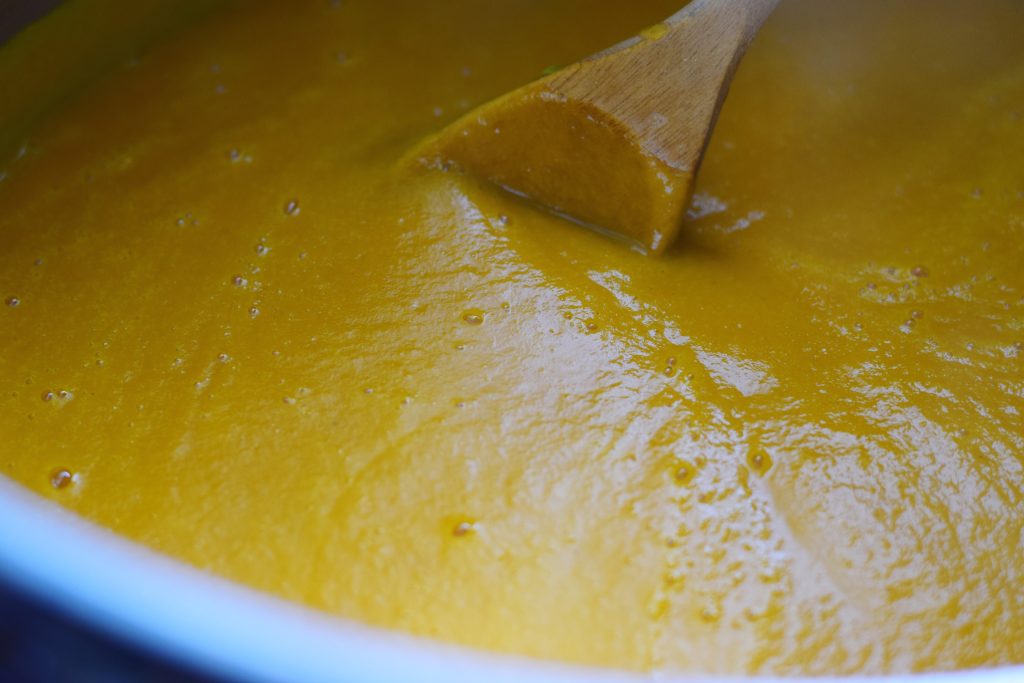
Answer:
[0,0,62,45]
[0,580,225,683]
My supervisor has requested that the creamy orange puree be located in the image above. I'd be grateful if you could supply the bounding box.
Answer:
[1,0,1023,676]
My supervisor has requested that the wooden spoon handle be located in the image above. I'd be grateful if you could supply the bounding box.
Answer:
[667,0,780,40]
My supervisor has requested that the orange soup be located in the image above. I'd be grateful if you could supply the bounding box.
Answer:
[1,0,1023,675]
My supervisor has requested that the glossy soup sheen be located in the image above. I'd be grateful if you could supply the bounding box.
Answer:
[1,0,1023,676]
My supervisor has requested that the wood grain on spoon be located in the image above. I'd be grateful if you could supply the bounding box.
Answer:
[418,0,780,253]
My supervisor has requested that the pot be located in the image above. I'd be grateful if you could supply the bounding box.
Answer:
[0,3,1021,682]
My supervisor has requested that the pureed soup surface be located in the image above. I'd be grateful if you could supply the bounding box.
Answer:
[1,0,1023,676]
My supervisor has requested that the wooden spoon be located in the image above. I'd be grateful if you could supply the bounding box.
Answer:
[417,0,779,254]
